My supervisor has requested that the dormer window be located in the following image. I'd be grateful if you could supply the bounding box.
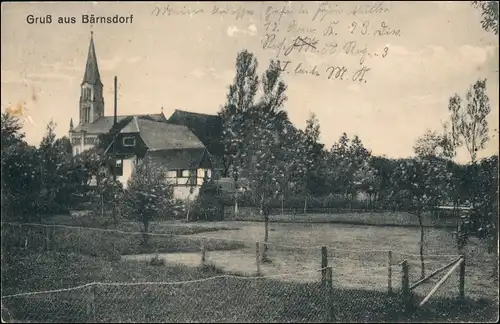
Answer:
[123,136,136,147]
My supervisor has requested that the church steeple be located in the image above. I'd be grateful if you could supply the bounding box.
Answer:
[82,31,102,87]
[79,31,104,126]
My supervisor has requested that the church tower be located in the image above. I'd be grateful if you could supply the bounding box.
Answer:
[79,31,104,125]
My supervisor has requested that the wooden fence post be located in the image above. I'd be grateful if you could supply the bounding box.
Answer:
[321,246,328,286]
[459,255,465,299]
[401,260,412,313]
[388,250,393,295]
[201,241,206,266]
[45,226,51,251]
[326,266,334,322]
[256,242,261,276]
[86,285,96,322]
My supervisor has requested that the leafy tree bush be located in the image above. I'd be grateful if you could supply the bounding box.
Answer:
[121,156,175,245]
[1,142,42,221]
[191,177,223,221]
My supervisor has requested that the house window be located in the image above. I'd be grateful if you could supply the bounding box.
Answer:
[123,137,136,147]
[176,170,183,178]
[181,170,191,178]
[113,159,123,176]
[204,170,209,179]
[75,147,80,155]
[84,137,95,145]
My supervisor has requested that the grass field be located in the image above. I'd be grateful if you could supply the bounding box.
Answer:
[2,251,498,323]
[1,213,498,322]
[151,220,499,301]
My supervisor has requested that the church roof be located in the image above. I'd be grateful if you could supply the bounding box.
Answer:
[72,113,167,134]
[82,32,103,86]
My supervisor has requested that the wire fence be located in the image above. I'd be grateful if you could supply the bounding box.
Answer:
[1,270,330,323]
[1,222,494,323]
[222,206,459,227]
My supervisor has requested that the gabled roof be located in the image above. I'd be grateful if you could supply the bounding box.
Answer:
[72,113,167,134]
[146,148,211,170]
[134,118,205,151]
[120,117,140,133]
[167,109,222,150]
[82,32,102,87]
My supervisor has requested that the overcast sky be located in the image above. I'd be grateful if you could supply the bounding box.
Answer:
[1,1,498,163]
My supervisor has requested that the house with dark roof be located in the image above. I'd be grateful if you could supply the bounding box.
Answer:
[68,33,214,200]
[167,109,224,175]
[103,116,213,200]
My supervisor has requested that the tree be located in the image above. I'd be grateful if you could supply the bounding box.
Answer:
[328,133,351,197]
[54,136,73,155]
[122,156,174,245]
[277,121,303,213]
[37,121,73,215]
[472,1,499,35]
[1,113,32,220]
[1,112,25,150]
[353,160,379,209]
[368,156,396,208]
[246,109,286,261]
[1,142,42,221]
[298,113,325,213]
[328,134,371,207]
[448,79,491,164]
[414,127,455,159]
[389,156,450,279]
[245,59,290,261]
[344,136,372,208]
[448,79,492,252]
[191,176,223,221]
[475,155,499,277]
[219,50,259,214]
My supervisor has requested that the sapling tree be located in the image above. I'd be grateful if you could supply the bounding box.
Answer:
[389,156,450,278]
[245,59,290,261]
[219,50,259,215]
[298,113,324,213]
[122,156,174,246]
[448,79,491,164]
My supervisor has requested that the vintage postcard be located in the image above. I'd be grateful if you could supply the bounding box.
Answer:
[1,1,499,323]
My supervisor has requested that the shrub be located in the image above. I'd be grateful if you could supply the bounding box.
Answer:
[149,254,165,266]
[191,178,224,221]
[121,156,175,245]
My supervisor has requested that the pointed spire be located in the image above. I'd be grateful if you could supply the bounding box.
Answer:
[69,118,74,130]
[82,31,102,86]
[161,106,164,114]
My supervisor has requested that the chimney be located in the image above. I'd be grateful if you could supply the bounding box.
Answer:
[114,76,118,125]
